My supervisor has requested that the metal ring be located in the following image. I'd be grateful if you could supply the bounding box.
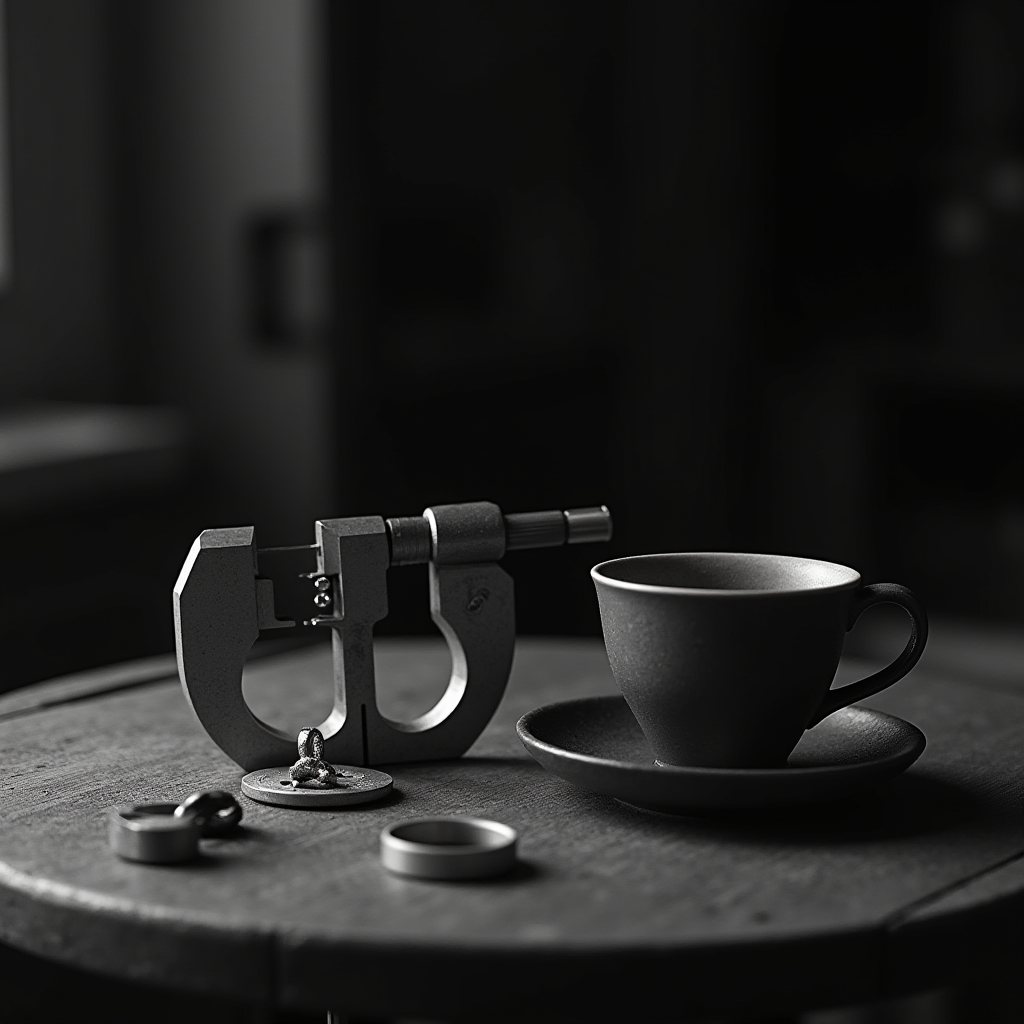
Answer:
[108,803,202,864]
[380,817,518,880]
[297,727,324,760]
[173,790,243,836]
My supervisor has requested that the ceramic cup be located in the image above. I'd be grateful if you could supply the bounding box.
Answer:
[591,553,928,769]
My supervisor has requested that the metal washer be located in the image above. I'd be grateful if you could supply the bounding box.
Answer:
[109,803,203,864]
[241,765,393,808]
[380,816,518,880]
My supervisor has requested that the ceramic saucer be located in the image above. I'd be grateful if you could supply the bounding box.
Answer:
[516,696,925,814]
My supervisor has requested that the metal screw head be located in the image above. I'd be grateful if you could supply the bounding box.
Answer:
[313,591,332,609]
[314,576,331,591]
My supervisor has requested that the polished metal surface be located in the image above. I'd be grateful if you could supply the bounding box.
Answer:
[241,765,393,808]
[379,816,518,880]
[173,789,243,836]
[565,505,613,545]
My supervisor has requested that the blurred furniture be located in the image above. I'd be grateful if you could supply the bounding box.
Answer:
[0,402,190,692]
[0,635,1020,1022]
[0,402,187,515]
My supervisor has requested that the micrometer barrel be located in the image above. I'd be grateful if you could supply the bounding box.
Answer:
[505,506,613,549]
[385,504,612,566]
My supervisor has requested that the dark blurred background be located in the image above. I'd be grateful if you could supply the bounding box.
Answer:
[3,0,1024,691]
[3,5,1024,1023]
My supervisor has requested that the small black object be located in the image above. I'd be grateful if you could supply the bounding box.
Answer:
[173,790,243,836]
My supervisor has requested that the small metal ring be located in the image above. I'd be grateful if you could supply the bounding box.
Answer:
[380,817,518,880]
[109,803,202,864]
[297,727,325,760]
[173,790,243,836]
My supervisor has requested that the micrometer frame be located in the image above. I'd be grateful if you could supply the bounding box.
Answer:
[174,502,610,771]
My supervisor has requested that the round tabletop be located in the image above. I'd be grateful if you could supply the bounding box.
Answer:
[0,635,1021,1021]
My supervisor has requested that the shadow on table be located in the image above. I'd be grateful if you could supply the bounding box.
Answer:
[416,755,1002,848]
[567,770,1003,847]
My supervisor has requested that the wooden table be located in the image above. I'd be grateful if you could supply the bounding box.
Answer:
[0,635,1021,1022]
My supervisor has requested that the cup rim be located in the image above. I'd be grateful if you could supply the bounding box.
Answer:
[591,552,861,597]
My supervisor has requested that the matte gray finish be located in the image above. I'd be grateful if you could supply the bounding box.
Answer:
[174,528,273,769]
[517,696,926,814]
[592,553,928,768]
[319,514,516,766]
[176,520,515,770]
[425,501,507,565]
[312,515,391,766]
[176,503,611,773]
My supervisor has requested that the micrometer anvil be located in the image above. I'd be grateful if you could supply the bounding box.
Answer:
[174,502,611,771]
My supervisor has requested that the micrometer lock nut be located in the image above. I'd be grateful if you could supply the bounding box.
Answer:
[387,514,433,566]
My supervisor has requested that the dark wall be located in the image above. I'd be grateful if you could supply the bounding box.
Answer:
[764,0,1024,621]
[327,0,773,636]
[0,0,115,402]
[0,0,335,689]
[327,0,1024,632]
[4,0,1024,692]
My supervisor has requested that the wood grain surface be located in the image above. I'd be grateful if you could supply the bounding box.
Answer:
[0,637,1021,1021]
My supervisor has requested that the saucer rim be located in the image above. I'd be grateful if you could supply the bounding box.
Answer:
[516,696,926,779]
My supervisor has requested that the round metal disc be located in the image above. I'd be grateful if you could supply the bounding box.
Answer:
[240,765,393,808]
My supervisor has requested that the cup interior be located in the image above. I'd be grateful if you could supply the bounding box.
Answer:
[592,552,859,594]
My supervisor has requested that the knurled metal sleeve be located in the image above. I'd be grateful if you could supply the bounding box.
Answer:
[504,510,567,550]
[385,516,433,566]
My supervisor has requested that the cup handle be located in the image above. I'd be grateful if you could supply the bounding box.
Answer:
[808,583,929,728]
